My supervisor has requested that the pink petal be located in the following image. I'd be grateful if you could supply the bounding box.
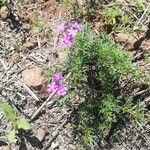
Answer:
[53,73,63,81]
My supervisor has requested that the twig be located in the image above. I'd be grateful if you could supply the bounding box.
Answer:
[132,87,150,98]
[0,58,8,70]
[0,58,9,80]
[37,35,42,51]
[48,12,62,69]
[124,7,146,29]
[43,119,68,150]
[22,82,40,102]
[139,97,150,108]
[137,4,150,24]
[48,32,60,69]
[30,90,57,121]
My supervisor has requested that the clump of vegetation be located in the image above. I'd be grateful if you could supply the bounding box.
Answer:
[0,103,30,143]
[0,0,8,5]
[31,19,51,40]
[11,40,20,52]
[127,0,146,11]
[104,4,134,32]
[62,26,146,146]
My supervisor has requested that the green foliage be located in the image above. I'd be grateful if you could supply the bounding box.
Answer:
[31,19,51,40]
[12,41,20,52]
[0,103,17,122]
[104,5,134,32]
[100,94,119,124]
[0,103,30,143]
[58,90,74,106]
[43,68,57,81]
[127,0,146,11]
[144,55,150,63]
[63,26,146,146]
[0,0,8,5]
[17,118,30,130]
[8,129,16,143]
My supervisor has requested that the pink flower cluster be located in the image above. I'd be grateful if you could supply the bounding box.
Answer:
[47,73,67,96]
[57,21,81,48]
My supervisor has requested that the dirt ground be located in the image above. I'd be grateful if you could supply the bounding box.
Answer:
[0,0,150,150]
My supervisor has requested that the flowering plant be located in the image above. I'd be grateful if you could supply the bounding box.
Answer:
[57,21,82,48]
[47,73,68,96]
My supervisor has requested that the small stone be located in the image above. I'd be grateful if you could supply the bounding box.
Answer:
[0,6,9,19]
[51,142,59,149]
[22,68,45,87]
[35,125,48,142]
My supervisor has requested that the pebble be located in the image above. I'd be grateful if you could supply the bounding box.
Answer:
[0,6,9,19]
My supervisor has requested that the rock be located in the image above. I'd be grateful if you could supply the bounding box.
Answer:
[0,6,9,19]
[22,68,45,87]
[35,125,48,142]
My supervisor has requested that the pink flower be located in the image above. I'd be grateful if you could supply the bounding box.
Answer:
[47,82,58,93]
[56,83,68,96]
[58,21,81,48]
[60,34,73,48]
[57,22,66,32]
[67,27,78,37]
[47,82,68,96]
[53,73,63,81]
[47,73,68,96]
[70,21,81,30]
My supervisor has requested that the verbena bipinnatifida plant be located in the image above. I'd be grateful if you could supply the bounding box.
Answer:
[47,22,146,146]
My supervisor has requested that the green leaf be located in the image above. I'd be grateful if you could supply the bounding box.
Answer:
[17,118,31,130]
[0,103,17,122]
[8,129,16,143]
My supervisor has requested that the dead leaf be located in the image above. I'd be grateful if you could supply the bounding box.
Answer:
[114,33,137,50]
[35,125,48,142]
[8,53,21,64]
[22,68,45,87]
[95,21,106,32]
[115,33,130,42]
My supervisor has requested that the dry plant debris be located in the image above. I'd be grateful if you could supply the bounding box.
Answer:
[0,0,150,150]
